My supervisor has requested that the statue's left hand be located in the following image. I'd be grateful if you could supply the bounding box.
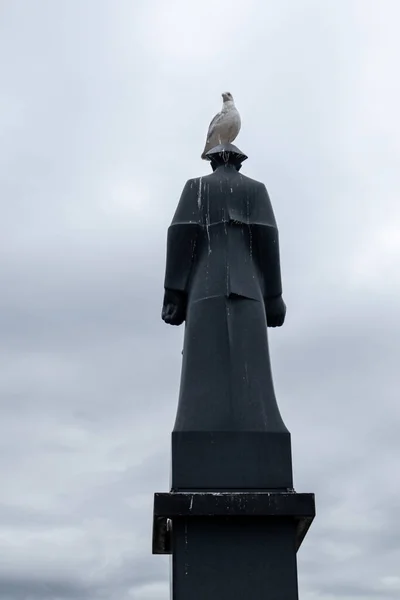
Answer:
[162,289,187,326]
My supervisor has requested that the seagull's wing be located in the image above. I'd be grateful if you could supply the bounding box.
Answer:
[205,111,224,143]
[201,109,228,159]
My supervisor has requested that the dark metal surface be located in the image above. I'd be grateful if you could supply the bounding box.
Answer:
[162,145,290,491]
[155,145,316,598]
[152,491,315,555]
[154,491,315,517]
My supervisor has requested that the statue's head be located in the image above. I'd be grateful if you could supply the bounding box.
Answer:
[205,143,248,172]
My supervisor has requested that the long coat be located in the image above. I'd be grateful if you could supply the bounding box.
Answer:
[164,164,288,435]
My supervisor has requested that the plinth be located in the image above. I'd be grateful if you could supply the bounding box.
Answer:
[153,490,315,599]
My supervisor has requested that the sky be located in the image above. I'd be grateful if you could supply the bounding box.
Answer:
[0,0,399,598]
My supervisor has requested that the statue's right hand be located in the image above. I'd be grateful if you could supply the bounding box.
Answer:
[162,289,186,326]
[265,295,286,328]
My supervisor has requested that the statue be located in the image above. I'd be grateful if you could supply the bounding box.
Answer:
[161,144,292,491]
[153,143,316,600]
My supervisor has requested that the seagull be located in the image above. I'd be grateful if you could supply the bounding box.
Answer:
[201,92,241,160]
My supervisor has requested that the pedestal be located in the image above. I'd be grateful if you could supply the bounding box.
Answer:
[152,491,315,599]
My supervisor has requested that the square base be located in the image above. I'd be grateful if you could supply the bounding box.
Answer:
[172,517,298,600]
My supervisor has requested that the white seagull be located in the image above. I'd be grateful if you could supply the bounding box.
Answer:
[201,92,241,160]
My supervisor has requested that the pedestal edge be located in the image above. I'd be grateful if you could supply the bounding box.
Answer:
[152,491,315,555]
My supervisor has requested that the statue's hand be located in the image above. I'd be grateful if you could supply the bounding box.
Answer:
[162,289,187,326]
[265,295,286,328]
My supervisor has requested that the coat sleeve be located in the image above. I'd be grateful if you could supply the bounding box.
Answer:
[252,184,284,300]
[163,180,201,294]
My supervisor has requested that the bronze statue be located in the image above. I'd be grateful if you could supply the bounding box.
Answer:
[154,144,315,600]
[162,144,290,490]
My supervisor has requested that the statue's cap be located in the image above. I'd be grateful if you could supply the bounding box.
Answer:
[205,143,248,165]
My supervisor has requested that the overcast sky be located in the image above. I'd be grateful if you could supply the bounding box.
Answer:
[0,1,399,598]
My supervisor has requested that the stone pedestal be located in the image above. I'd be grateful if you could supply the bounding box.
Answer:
[153,491,315,599]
